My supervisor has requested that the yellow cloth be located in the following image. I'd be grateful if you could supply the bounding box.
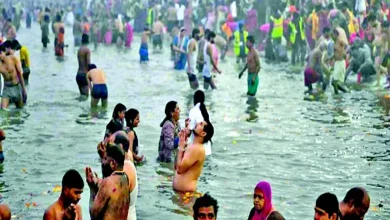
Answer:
[20,46,30,68]
[311,11,319,40]
[347,9,359,35]
[271,16,283,39]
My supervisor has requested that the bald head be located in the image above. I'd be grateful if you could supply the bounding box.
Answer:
[341,187,370,220]
[0,204,11,220]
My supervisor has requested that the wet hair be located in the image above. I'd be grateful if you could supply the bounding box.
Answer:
[7,18,12,23]
[343,188,365,208]
[2,40,13,49]
[88,64,97,71]
[382,21,389,28]
[193,193,219,220]
[56,13,61,22]
[112,103,127,119]
[12,40,22,50]
[81,34,89,44]
[316,193,340,216]
[192,28,200,38]
[193,91,205,106]
[0,45,6,53]
[160,101,177,127]
[106,144,125,167]
[323,27,331,34]
[44,14,50,22]
[206,31,216,41]
[125,109,139,129]
[367,14,376,22]
[204,29,211,36]
[62,169,84,190]
[247,36,255,44]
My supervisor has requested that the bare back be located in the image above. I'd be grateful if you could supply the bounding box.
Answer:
[91,174,130,220]
[77,46,91,73]
[87,69,106,84]
[153,21,164,35]
[173,144,205,192]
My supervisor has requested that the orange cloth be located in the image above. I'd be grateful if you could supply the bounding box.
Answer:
[222,23,232,39]
[311,11,319,40]
[84,23,90,33]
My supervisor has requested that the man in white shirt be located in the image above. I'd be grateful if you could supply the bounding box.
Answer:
[175,3,185,27]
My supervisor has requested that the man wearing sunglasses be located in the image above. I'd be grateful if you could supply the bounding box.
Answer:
[193,193,218,220]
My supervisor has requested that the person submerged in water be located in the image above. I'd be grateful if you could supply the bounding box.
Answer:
[187,28,201,89]
[86,144,130,220]
[339,187,370,220]
[0,43,27,109]
[96,139,139,220]
[87,64,108,107]
[193,193,219,220]
[248,181,285,220]
[43,169,84,220]
[125,108,145,163]
[152,15,164,53]
[139,27,152,63]
[76,34,91,97]
[314,192,340,220]
[239,36,261,96]
[304,42,327,95]
[158,101,181,163]
[105,103,127,136]
[173,118,213,192]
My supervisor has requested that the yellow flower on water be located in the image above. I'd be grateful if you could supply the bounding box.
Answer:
[52,185,62,193]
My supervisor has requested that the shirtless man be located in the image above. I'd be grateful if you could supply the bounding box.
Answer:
[368,15,384,86]
[152,16,164,52]
[76,34,91,97]
[0,43,27,109]
[97,133,138,220]
[187,28,201,89]
[173,120,214,192]
[43,169,84,220]
[197,29,210,74]
[329,28,348,94]
[239,36,261,96]
[304,43,327,94]
[139,27,151,63]
[86,144,130,220]
[339,187,370,220]
[87,64,107,107]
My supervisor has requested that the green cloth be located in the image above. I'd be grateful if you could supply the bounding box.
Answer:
[247,73,259,96]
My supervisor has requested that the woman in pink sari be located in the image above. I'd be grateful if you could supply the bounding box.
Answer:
[125,16,134,48]
[248,181,285,220]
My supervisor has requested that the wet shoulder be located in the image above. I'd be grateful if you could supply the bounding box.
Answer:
[267,211,285,220]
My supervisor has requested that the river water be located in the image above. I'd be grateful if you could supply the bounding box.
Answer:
[0,23,389,220]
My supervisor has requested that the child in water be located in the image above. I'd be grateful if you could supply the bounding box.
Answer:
[139,27,152,63]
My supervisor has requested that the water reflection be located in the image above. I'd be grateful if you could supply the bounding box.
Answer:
[245,97,259,122]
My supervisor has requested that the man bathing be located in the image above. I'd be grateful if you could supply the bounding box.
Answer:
[239,36,261,96]
[173,120,214,192]
[86,144,130,220]
[152,16,164,53]
[0,42,27,109]
[87,64,108,108]
[76,34,91,97]
[43,169,84,220]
